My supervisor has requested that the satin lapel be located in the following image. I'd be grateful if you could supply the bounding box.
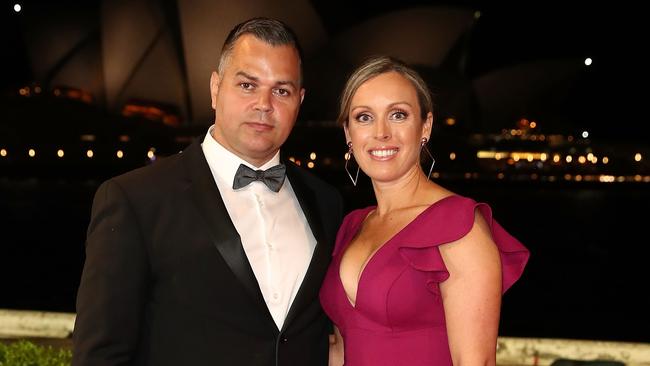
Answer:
[282,161,329,331]
[183,141,274,326]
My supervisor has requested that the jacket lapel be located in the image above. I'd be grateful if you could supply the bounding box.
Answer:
[182,140,276,329]
[282,161,330,331]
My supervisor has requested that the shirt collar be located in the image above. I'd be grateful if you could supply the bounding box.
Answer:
[201,125,281,187]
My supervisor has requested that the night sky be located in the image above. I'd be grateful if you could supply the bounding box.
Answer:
[1,1,647,142]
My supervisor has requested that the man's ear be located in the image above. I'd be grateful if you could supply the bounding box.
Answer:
[300,88,305,104]
[210,71,220,110]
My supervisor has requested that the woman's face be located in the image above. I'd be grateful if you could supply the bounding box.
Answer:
[345,71,432,184]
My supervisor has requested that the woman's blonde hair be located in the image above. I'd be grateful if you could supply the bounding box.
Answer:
[337,56,434,126]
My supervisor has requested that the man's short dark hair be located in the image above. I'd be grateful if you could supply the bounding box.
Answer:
[217,17,303,82]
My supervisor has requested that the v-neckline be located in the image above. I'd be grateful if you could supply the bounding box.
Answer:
[338,195,456,309]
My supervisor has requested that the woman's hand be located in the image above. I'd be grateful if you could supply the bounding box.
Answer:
[329,325,345,366]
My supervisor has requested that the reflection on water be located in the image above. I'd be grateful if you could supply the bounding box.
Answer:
[1,173,648,343]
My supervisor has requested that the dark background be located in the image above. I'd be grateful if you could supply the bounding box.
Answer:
[1,0,649,343]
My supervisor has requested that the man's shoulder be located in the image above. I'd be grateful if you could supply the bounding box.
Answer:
[113,150,184,187]
[107,140,203,195]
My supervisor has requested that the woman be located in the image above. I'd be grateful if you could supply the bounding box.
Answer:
[319,56,530,366]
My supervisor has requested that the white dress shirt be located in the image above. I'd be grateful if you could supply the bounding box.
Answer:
[201,126,317,329]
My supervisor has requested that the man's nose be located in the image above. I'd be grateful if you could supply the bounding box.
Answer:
[254,91,273,113]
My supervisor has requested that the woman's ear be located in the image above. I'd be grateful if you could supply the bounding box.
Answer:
[422,112,433,141]
[344,124,351,145]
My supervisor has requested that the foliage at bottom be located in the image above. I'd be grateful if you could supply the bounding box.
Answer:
[0,340,71,366]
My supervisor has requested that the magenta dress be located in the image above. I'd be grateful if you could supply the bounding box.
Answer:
[319,195,530,366]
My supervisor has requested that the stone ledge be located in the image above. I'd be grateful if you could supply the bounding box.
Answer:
[1,309,649,365]
[497,336,650,366]
[0,309,75,338]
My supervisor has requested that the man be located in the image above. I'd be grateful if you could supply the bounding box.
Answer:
[73,18,342,366]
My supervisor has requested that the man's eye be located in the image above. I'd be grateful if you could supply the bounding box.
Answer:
[240,83,254,90]
[274,88,290,96]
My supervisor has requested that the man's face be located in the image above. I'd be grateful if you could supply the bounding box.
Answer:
[210,34,304,167]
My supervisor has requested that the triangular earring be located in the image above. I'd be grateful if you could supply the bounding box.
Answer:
[344,142,360,186]
[420,137,436,181]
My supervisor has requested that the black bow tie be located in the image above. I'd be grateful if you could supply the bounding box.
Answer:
[232,163,286,193]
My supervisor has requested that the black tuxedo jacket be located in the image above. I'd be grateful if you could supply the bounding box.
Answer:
[72,140,342,366]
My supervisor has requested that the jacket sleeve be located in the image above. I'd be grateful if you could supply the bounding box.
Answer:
[73,179,150,366]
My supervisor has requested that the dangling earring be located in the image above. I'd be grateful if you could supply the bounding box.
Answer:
[344,142,360,186]
[420,137,435,181]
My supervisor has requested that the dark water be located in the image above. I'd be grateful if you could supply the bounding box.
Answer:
[1,171,649,343]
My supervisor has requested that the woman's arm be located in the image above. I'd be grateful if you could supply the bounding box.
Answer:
[439,210,502,366]
[329,325,345,366]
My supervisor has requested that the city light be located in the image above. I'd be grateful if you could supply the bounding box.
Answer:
[445,117,456,126]
[147,150,155,159]
[635,153,642,162]
[289,156,295,162]
[553,154,561,163]
[57,149,64,158]
[0,149,7,157]
[565,155,573,163]
[310,152,317,160]
[477,151,497,159]
[86,150,94,158]
[449,152,456,160]
[28,149,35,157]
[578,156,586,164]
[584,58,593,66]
[529,121,537,129]
[603,157,609,164]
[581,130,589,138]
[13,3,21,13]
[307,162,315,169]
[599,175,615,183]
[116,150,124,159]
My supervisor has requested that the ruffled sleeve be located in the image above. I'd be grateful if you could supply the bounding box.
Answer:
[397,195,530,293]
